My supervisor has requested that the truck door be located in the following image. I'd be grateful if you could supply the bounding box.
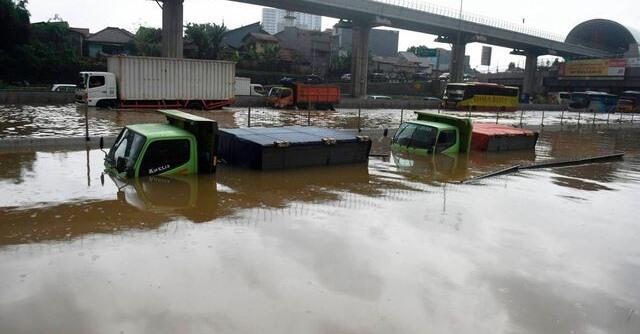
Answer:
[392,123,417,153]
[435,130,458,154]
[87,75,107,106]
[138,139,195,177]
[411,125,437,155]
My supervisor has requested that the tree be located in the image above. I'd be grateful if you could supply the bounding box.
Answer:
[184,22,227,59]
[0,0,30,50]
[330,53,351,76]
[406,45,431,57]
[133,26,162,57]
[507,61,516,72]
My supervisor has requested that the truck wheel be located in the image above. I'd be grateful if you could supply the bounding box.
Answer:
[96,100,116,109]
[187,101,205,110]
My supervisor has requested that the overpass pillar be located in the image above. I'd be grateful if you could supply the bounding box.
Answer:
[522,53,539,102]
[449,41,467,83]
[351,24,371,98]
[161,0,184,58]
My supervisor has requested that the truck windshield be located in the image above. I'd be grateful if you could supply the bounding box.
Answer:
[108,129,146,170]
[78,74,88,89]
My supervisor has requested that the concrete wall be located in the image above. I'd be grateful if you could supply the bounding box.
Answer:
[0,90,75,104]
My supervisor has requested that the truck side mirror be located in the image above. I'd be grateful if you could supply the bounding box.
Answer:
[116,157,127,173]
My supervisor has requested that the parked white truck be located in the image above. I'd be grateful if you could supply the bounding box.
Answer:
[234,77,265,96]
[76,56,236,110]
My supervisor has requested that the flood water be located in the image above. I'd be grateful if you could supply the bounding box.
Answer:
[1,103,639,138]
[1,118,639,333]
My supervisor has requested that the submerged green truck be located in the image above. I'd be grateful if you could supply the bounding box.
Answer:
[105,109,372,178]
[392,112,473,155]
[105,110,218,178]
[392,112,538,154]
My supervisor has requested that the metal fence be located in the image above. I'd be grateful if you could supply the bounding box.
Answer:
[373,0,564,42]
[240,107,639,131]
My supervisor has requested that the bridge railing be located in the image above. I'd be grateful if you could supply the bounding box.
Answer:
[372,0,565,42]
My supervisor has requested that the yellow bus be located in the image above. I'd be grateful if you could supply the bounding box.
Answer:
[443,83,519,112]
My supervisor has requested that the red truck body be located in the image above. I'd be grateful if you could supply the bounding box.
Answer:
[268,84,340,109]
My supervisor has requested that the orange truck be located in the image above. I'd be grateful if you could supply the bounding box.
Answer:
[267,83,340,110]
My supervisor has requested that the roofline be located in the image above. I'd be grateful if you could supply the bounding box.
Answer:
[127,123,193,138]
[406,120,458,130]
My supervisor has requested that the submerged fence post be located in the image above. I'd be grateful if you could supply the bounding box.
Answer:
[358,107,362,132]
[560,109,565,126]
[308,101,312,126]
[619,112,623,124]
[540,110,545,126]
[592,111,597,125]
[577,110,581,125]
[84,108,90,141]
[519,110,524,127]
[400,108,404,124]
[247,107,251,128]
[632,113,635,124]
[607,111,611,124]
[495,111,499,124]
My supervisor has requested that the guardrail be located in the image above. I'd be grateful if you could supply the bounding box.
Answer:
[372,0,564,42]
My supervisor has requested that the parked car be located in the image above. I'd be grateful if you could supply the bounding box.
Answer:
[303,74,324,84]
[370,72,389,82]
[341,73,352,82]
[279,77,297,86]
[367,95,392,100]
[51,84,76,92]
[423,96,443,103]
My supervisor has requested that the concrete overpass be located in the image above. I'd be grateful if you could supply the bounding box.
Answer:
[159,0,614,98]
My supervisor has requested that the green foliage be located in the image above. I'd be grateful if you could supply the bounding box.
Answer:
[184,22,227,59]
[330,53,351,76]
[0,0,30,50]
[133,26,162,57]
[406,45,432,57]
[1,18,86,83]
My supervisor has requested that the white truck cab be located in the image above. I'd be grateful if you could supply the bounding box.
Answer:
[250,84,265,96]
[76,71,118,107]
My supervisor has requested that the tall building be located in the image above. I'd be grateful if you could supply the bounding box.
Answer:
[262,8,322,35]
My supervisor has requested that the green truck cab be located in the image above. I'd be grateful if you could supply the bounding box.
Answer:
[392,112,473,155]
[104,110,218,178]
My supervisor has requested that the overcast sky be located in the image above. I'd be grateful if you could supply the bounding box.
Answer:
[26,0,639,71]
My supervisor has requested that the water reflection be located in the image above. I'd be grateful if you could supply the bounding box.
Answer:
[1,126,640,333]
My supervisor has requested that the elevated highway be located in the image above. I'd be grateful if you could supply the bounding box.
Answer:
[159,0,619,98]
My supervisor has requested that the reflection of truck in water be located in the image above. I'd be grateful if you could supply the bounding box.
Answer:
[267,83,340,110]
[104,109,371,178]
[77,56,235,110]
[392,112,538,154]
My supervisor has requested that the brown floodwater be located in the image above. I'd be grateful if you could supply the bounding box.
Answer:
[1,123,640,333]
[1,103,638,139]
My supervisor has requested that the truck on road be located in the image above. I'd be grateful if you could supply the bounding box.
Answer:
[234,77,265,96]
[392,112,538,154]
[267,83,340,110]
[77,56,236,110]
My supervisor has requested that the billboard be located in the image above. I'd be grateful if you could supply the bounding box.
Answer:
[481,46,492,66]
[561,59,627,77]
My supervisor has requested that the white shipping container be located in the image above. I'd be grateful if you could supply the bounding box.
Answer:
[234,77,251,96]
[107,56,236,101]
